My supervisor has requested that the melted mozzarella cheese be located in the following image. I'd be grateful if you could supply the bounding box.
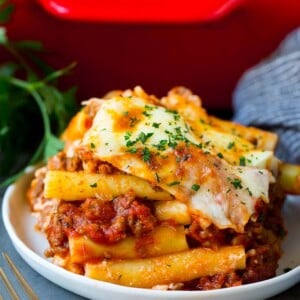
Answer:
[81,96,272,232]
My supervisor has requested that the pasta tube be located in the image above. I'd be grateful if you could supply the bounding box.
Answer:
[278,163,300,194]
[85,246,246,288]
[44,170,173,201]
[69,225,188,263]
[154,201,191,225]
[61,109,90,142]
[209,116,278,151]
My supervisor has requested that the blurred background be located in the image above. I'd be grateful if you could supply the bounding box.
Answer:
[1,1,300,298]
[5,0,300,114]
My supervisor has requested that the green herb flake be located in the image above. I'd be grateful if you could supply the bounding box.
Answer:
[167,181,180,186]
[138,132,154,144]
[142,111,151,117]
[153,139,168,151]
[152,122,161,128]
[126,139,137,147]
[90,183,97,188]
[227,141,235,149]
[126,147,137,153]
[230,178,243,189]
[155,172,160,183]
[173,114,180,121]
[90,142,96,149]
[124,131,131,140]
[143,105,154,117]
[239,156,246,166]
[191,184,200,191]
[165,108,177,114]
[217,152,224,159]
[246,187,253,196]
[142,147,151,162]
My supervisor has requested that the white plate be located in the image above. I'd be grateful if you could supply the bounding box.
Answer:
[2,167,300,300]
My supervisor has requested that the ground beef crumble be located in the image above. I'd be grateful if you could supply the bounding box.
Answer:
[45,193,156,258]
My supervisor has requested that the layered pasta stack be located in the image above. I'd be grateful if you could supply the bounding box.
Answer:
[27,86,299,290]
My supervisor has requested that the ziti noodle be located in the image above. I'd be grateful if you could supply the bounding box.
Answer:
[27,86,298,290]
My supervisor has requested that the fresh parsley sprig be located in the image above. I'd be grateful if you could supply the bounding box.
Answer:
[0,1,79,186]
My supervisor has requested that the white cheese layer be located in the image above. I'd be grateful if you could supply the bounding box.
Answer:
[81,96,272,232]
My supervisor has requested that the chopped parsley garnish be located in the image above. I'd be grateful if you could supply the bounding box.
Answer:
[143,111,151,117]
[90,183,97,188]
[143,105,154,117]
[124,131,132,140]
[191,184,200,191]
[166,108,177,114]
[167,181,180,186]
[168,139,178,149]
[246,187,253,196]
[230,178,243,189]
[138,132,154,144]
[155,172,160,183]
[239,156,246,166]
[142,147,151,162]
[126,139,137,147]
[227,141,235,149]
[217,152,224,159]
[90,142,96,149]
[153,139,168,151]
[126,147,137,153]
[152,122,161,128]
[173,114,180,121]
[124,131,154,148]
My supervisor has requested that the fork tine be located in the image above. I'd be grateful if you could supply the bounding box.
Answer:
[2,253,39,300]
[0,267,19,300]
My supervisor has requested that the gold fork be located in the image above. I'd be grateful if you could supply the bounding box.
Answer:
[0,253,39,300]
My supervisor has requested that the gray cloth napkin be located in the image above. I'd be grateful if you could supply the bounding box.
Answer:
[233,28,300,164]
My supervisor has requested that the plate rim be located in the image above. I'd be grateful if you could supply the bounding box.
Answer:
[2,168,300,299]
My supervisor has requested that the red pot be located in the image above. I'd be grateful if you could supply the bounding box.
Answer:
[6,0,300,110]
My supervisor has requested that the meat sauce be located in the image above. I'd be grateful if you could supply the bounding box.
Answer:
[45,194,156,256]
[30,150,286,290]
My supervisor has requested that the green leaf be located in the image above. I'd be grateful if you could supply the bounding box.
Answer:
[0,26,7,44]
[0,6,78,186]
[41,61,77,85]
[0,61,18,77]
[14,40,43,51]
[26,51,55,76]
[0,2,14,24]
[44,134,65,159]
[0,89,9,128]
